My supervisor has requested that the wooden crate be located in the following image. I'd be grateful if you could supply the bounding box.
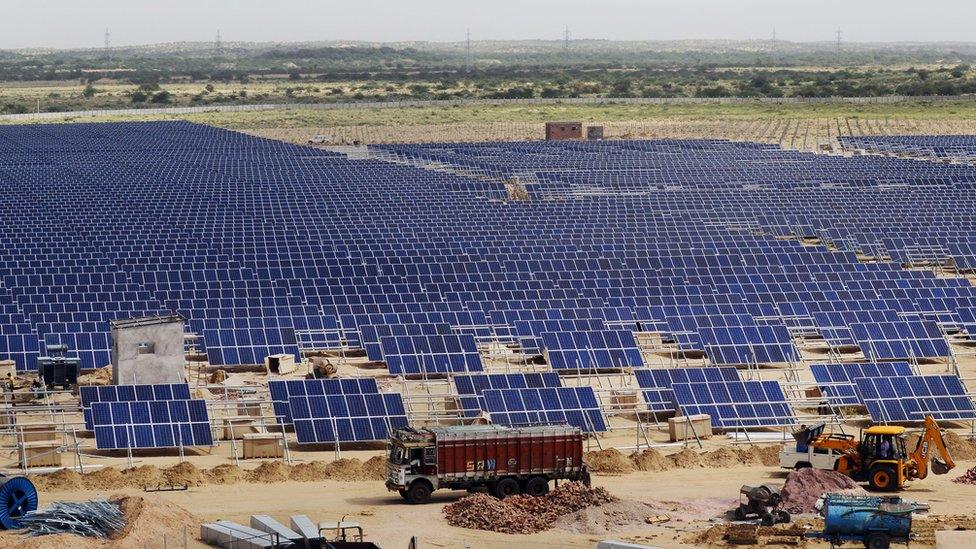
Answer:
[222,416,263,440]
[20,441,61,468]
[668,414,712,442]
[241,434,284,459]
[19,423,57,443]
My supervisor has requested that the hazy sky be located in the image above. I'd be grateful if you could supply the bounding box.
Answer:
[2,0,971,49]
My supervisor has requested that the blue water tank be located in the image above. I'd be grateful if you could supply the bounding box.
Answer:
[822,495,912,539]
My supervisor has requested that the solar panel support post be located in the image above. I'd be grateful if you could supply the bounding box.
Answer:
[71,426,85,474]
[280,421,292,465]
[126,425,134,469]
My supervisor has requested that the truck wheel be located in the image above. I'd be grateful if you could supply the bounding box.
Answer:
[777,510,790,524]
[398,489,409,501]
[868,465,898,492]
[865,532,890,549]
[524,477,550,497]
[794,462,811,471]
[406,481,432,504]
[494,478,520,499]
[760,513,776,527]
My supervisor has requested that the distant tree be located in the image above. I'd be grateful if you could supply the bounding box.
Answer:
[952,65,970,78]
[204,84,215,93]
[150,91,171,103]
[82,84,97,98]
[288,70,301,80]
[130,90,148,103]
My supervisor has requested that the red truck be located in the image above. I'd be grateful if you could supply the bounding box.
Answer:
[386,425,590,504]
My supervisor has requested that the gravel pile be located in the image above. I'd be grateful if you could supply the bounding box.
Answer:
[443,482,617,534]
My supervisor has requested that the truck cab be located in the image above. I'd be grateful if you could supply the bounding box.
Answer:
[387,429,440,504]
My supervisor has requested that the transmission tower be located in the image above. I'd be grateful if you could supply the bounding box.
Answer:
[103,28,111,61]
[771,28,777,64]
[465,28,471,72]
[215,29,223,56]
[835,28,842,53]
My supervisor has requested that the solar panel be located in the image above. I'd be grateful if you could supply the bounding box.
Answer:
[453,372,563,418]
[810,362,914,407]
[854,375,976,422]
[289,393,409,444]
[91,399,213,449]
[698,325,799,365]
[541,330,644,370]
[850,320,951,360]
[268,378,380,424]
[481,387,607,432]
[380,333,484,376]
[80,383,192,429]
[671,380,795,428]
[633,367,740,412]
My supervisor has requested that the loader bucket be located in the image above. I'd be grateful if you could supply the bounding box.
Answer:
[932,458,950,475]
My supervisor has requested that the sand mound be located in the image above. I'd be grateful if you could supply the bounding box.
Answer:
[205,464,245,484]
[163,462,205,487]
[246,460,291,483]
[123,465,165,488]
[629,448,672,472]
[362,455,388,480]
[289,461,330,482]
[553,500,659,534]
[667,448,703,468]
[780,468,865,513]
[29,468,84,491]
[443,482,617,534]
[324,458,371,481]
[702,447,741,468]
[585,449,634,474]
[82,467,128,490]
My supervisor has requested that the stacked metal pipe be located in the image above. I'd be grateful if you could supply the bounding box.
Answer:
[19,500,125,538]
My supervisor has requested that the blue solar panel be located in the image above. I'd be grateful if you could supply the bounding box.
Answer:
[671,380,795,428]
[91,399,212,449]
[541,330,644,370]
[380,333,483,375]
[851,320,951,360]
[810,362,914,407]
[854,375,976,422]
[481,387,607,432]
[633,367,740,412]
[80,383,192,429]
[454,372,563,418]
[289,393,409,444]
[268,378,380,424]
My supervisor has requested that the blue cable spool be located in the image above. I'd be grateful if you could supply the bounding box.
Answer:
[0,476,38,529]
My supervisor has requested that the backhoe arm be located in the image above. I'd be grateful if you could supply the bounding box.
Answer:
[911,415,956,479]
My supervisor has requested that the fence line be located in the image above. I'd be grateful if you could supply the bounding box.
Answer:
[3,94,976,121]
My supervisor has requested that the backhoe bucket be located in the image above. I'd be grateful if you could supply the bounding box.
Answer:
[932,459,950,475]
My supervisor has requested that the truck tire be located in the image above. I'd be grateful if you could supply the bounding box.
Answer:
[868,465,898,492]
[794,462,811,471]
[406,481,432,504]
[398,489,409,501]
[524,477,550,497]
[494,478,520,499]
[865,532,890,549]
[760,513,776,527]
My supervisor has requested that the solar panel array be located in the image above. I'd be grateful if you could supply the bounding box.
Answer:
[268,378,379,424]
[3,120,976,439]
[482,386,607,432]
[454,372,563,417]
[854,375,976,422]
[80,382,192,429]
[810,362,914,407]
[91,399,212,450]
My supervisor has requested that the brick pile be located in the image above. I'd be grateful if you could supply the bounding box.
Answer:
[443,482,617,534]
[952,465,976,485]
